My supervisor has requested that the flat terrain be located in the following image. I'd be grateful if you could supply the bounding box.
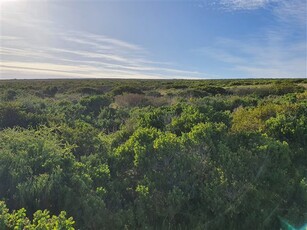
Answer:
[0,79,306,229]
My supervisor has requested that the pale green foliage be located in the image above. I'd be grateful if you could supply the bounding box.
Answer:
[0,201,74,229]
[231,103,294,133]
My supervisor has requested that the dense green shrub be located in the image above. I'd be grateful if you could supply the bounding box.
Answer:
[96,107,128,133]
[0,79,305,229]
[180,86,229,98]
[43,86,58,97]
[0,128,75,214]
[2,89,17,101]
[0,103,46,130]
[0,201,74,229]
[75,87,99,95]
[80,95,112,115]
[272,83,304,95]
[112,85,144,95]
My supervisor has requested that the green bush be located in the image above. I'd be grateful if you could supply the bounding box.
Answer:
[0,103,46,130]
[0,201,75,229]
[3,89,17,101]
[0,79,305,230]
[80,95,112,115]
[112,85,144,95]
[43,86,58,97]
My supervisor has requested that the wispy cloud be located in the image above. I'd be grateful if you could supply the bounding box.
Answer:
[217,0,307,17]
[218,0,278,10]
[273,0,307,27]
[195,0,306,78]
[197,37,306,78]
[1,1,304,79]
[0,5,208,79]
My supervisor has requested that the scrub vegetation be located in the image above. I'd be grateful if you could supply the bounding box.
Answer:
[0,78,306,229]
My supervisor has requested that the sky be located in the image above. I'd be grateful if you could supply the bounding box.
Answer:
[0,0,306,79]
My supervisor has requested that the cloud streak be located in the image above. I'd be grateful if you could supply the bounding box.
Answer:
[197,37,306,78]
[217,0,307,19]
[195,0,306,78]
[273,0,307,27]
[0,5,208,80]
[218,0,277,10]
[223,0,267,9]
[1,1,305,79]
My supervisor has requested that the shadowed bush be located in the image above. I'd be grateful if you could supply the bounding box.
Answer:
[112,85,144,95]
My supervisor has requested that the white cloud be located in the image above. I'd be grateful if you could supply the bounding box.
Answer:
[218,0,307,25]
[273,0,307,27]
[197,36,306,78]
[0,5,210,80]
[195,0,306,78]
[219,0,278,10]
[0,29,209,79]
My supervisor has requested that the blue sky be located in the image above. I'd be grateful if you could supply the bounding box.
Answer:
[0,0,306,79]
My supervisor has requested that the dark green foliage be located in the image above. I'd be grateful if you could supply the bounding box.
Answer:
[0,103,46,130]
[55,120,101,157]
[0,128,75,214]
[80,95,112,115]
[75,87,99,95]
[3,89,17,101]
[137,107,171,130]
[43,86,58,97]
[96,107,128,133]
[229,82,304,97]
[272,82,304,95]
[112,85,144,95]
[180,86,230,98]
[0,104,28,129]
[0,79,306,229]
